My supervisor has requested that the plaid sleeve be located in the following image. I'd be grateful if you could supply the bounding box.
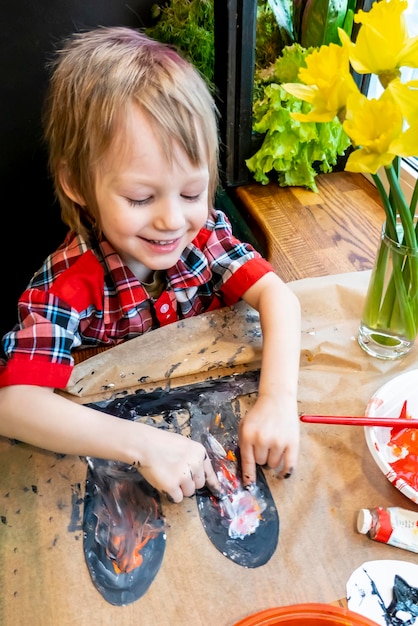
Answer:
[0,251,105,388]
[196,210,275,303]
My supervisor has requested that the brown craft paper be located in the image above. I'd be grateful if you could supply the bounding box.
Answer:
[4,270,418,626]
[61,301,263,404]
[293,271,418,417]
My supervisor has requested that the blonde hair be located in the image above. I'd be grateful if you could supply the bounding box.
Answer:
[43,26,220,243]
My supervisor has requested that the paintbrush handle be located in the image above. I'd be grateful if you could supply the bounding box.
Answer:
[300,414,418,428]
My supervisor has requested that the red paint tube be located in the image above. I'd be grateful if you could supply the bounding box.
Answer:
[357,506,418,554]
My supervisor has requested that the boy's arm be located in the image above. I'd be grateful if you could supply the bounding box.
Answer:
[0,385,220,502]
[238,271,301,486]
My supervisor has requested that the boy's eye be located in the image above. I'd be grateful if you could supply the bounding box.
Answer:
[127,197,151,206]
[181,194,201,201]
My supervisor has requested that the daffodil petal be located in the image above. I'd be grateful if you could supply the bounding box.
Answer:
[345,148,394,174]
[346,0,416,75]
[390,125,418,157]
[281,83,316,103]
[387,78,418,125]
[343,90,403,151]
[398,35,418,67]
[283,44,358,121]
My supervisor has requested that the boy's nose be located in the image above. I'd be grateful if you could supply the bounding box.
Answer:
[153,201,186,231]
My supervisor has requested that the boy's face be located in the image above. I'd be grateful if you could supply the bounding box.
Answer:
[93,106,210,281]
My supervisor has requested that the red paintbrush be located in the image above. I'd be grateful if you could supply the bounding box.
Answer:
[300,415,418,427]
[301,400,414,427]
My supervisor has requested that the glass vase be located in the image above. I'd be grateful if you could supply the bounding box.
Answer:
[358,220,418,360]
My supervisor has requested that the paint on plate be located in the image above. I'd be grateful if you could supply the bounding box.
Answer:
[387,401,418,491]
[347,560,418,625]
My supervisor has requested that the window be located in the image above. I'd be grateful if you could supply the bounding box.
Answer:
[214,1,417,192]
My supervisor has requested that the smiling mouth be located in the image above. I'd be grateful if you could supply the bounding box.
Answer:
[142,237,183,254]
[147,239,178,246]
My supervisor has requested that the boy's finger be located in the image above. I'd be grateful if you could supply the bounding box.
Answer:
[239,444,256,487]
[203,455,222,494]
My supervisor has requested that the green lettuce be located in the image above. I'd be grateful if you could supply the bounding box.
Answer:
[246,44,350,191]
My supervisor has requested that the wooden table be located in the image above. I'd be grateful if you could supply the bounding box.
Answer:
[232,171,386,280]
[1,173,416,626]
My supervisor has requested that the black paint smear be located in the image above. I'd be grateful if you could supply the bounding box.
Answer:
[83,458,166,607]
[67,483,83,532]
[87,371,260,420]
[387,575,418,625]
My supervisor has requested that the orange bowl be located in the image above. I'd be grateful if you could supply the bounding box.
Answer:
[233,603,379,626]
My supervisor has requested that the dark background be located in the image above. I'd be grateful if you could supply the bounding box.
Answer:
[0,0,159,337]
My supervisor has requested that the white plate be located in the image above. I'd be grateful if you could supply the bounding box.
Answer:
[364,369,418,504]
[347,559,418,625]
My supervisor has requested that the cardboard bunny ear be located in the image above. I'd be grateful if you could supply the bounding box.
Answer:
[83,457,166,606]
[189,380,279,568]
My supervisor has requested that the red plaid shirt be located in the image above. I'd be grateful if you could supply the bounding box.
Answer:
[0,209,273,389]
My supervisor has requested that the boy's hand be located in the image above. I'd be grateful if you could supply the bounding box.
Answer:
[238,394,300,487]
[136,427,221,503]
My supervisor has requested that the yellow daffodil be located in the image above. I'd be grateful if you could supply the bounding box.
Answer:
[282,43,358,122]
[343,90,404,174]
[338,0,418,86]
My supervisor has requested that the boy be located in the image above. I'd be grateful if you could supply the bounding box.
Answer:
[0,27,301,502]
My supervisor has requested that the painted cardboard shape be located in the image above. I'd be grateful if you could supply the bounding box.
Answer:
[83,457,166,606]
[190,385,279,568]
[83,371,279,604]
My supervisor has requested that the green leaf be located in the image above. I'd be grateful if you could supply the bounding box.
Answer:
[301,0,349,47]
[266,0,295,46]
[256,2,288,69]
[346,0,356,13]
[341,9,354,39]
[292,0,309,43]
[272,43,312,83]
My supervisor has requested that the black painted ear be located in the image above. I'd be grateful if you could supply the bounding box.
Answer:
[195,464,279,568]
[191,391,279,569]
[83,458,166,606]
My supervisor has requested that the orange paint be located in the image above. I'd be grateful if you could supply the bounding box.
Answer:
[226,450,237,462]
[111,536,150,574]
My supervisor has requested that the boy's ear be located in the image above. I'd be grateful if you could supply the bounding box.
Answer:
[59,165,86,205]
